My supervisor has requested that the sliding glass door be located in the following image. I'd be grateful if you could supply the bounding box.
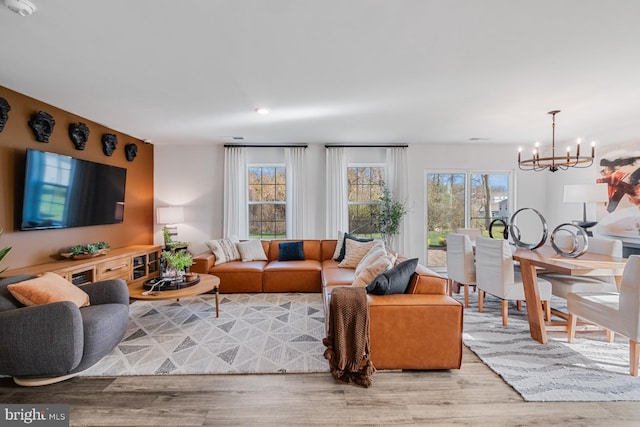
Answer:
[426,171,512,268]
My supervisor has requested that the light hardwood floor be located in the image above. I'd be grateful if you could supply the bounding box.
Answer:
[1,346,639,426]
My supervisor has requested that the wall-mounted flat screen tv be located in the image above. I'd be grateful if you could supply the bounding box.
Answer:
[21,149,127,230]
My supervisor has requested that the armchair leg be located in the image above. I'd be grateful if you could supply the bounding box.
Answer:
[606,329,615,343]
[542,300,551,321]
[567,313,577,343]
[631,340,639,377]
[501,299,508,326]
[516,300,522,311]
[464,284,470,307]
[478,290,484,312]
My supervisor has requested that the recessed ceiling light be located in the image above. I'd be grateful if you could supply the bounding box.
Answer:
[255,107,270,115]
[469,137,491,141]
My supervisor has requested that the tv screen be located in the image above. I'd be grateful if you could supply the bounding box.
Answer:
[21,149,127,230]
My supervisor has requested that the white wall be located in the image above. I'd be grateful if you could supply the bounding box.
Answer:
[154,142,601,263]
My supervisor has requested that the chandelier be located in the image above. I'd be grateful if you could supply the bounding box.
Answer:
[518,110,595,172]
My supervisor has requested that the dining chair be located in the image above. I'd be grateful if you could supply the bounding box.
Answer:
[541,236,622,299]
[567,255,640,376]
[446,233,476,307]
[475,236,552,326]
[455,228,482,244]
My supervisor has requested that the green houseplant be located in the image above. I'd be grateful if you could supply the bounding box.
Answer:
[0,229,11,275]
[162,249,193,281]
[375,185,409,248]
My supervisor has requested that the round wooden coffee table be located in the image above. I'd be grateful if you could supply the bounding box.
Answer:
[128,273,220,317]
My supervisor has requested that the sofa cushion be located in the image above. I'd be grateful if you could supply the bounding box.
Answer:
[236,239,268,262]
[366,258,419,295]
[278,241,305,261]
[339,239,381,268]
[336,233,373,262]
[7,272,90,308]
[206,237,241,265]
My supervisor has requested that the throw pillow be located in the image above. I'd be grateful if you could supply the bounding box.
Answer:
[354,244,387,277]
[279,241,305,261]
[352,249,395,287]
[205,237,241,265]
[7,272,90,308]
[336,233,374,262]
[331,230,346,260]
[338,239,381,269]
[236,240,268,262]
[366,258,419,295]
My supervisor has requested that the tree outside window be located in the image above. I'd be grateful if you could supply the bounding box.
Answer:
[248,166,286,239]
[347,166,384,238]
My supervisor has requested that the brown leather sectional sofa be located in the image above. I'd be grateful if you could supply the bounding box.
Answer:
[192,239,463,370]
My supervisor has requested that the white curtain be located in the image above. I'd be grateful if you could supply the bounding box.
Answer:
[386,146,410,254]
[285,147,307,238]
[223,146,248,238]
[325,147,349,237]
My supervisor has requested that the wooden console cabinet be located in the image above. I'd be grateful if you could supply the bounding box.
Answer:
[5,245,162,287]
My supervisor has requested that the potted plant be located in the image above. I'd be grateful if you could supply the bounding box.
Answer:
[375,184,409,249]
[162,249,194,282]
[64,241,110,259]
[0,229,11,275]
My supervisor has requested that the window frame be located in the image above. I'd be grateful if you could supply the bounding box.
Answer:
[247,163,287,239]
[347,163,385,238]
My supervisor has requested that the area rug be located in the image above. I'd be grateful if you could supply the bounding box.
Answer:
[80,293,328,376]
[456,291,640,401]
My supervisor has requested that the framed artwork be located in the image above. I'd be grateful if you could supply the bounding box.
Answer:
[596,143,640,239]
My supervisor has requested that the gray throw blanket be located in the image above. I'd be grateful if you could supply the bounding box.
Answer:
[323,286,376,387]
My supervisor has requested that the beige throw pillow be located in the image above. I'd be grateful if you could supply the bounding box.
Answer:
[236,240,268,262]
[331,231,345,260]
[352,246,394,287]
[7,272,90,308]
[338,239,382,269]
[205,237,241,265]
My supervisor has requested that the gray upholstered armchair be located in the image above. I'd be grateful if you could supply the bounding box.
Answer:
[0,275,129,386]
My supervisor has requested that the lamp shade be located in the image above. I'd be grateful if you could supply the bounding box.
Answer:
[563,183,609,203]
[157,206,184,224]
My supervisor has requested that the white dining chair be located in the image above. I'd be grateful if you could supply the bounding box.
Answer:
[446,233,476,307]
[455,228,482,244]
[541,236,622,299]
[475,236,552,326]
[567,255,640,376]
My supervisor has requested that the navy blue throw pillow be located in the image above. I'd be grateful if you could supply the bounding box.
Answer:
[366,258,419,295]
[335,233,373,262]
[279,241,305,261]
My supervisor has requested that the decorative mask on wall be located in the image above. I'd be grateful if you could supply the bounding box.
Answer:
[125,143,138,162]
[102,133,118,156]
[69,122,90,150]
[28,111,55,143]
[0,97,10,133]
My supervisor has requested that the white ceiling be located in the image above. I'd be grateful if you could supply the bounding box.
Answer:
[1,0,640,149]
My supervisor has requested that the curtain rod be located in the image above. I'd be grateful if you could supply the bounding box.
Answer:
[324,144,408,148]
[224,144,308,148]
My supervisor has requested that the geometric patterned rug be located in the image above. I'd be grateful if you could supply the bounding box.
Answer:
[457,291,640,401]
[80,293,328,376]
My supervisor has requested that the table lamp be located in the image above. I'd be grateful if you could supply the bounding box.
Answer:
[157,206,184,247]
[562,183,608,236]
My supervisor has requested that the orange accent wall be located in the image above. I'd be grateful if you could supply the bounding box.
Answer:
[0,86,154,269]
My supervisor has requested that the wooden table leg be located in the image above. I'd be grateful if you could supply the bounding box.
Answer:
[519,258,548,344]
[214,285,219,318]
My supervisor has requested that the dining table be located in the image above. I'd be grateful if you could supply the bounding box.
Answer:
[511,244,627,344]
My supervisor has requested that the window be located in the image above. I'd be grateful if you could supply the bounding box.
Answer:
[426,171,511,268]
[347,165,384,238]
[248,165,286,239]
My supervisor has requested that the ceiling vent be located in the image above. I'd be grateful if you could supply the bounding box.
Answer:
[4,0,37,16]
